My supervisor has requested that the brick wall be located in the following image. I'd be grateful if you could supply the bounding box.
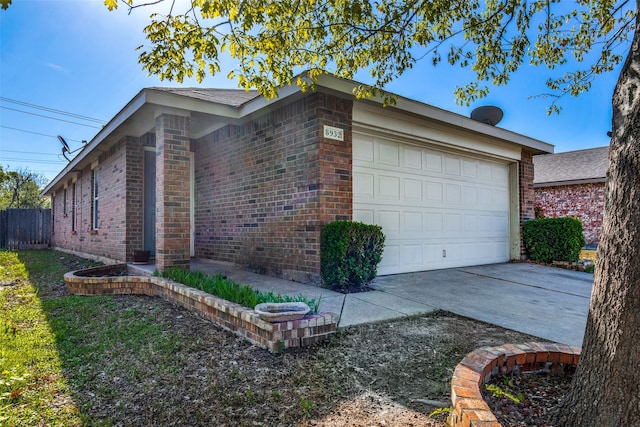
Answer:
[535,182,605,245]
[194,92,352,283]
[155,114,192,271]
[125,136,144,259]
[519,149,535,257]
[51,136,146,262]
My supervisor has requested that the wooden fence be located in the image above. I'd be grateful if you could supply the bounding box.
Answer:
[0,209,51,249]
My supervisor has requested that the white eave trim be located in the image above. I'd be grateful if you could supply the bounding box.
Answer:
[41,89,149,196]
[313,74,554,155]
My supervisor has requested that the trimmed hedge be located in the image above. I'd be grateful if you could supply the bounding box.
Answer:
[522,217,586,263]
[320,221,385,292]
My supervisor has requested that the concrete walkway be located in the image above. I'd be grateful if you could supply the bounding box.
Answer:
[135,260,592,347]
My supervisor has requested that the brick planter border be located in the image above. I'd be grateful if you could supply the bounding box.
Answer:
[64,264,337,352]
[449,342,581,427]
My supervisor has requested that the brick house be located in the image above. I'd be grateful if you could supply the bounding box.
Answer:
[42,74,552,282]
[533,146,609,246]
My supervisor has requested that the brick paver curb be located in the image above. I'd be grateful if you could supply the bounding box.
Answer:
[64,264,337,352]
[448,342,581,427]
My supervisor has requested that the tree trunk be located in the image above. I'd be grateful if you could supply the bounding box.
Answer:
[557,5,640,426]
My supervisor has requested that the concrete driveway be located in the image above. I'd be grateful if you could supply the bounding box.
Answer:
[336,263,593,347]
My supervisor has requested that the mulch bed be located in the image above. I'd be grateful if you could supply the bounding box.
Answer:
[482,369,575,427]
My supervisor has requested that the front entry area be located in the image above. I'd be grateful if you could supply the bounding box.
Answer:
[353,134,511,275]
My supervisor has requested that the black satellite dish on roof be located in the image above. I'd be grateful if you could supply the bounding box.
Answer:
[470,106,504,126]
[58,135,72,161]
[58,135,87,162]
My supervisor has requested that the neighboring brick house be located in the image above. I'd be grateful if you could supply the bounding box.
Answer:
[42,74,552,283]
[533,146,609,246]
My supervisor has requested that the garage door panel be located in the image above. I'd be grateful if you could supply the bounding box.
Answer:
[378,175,400,199]
[403,211,423,233]
[354,138,375,162]
[379,140,400,166]
[379,245,400,270]
[445,184,462,204]
[354,135,511,275]
[403,179,423,201]
[378,210,400,234]
[403,146,423,170]
[463,159,477,178]
[353,172,374,197]
[444,214,462,232]
[426,182,444,202]
[425,151,443,172]
[353,208,374,224]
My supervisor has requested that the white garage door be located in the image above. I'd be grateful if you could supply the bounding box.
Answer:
[353,135,511,275]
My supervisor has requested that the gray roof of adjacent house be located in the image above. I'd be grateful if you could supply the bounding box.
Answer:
[150,88,261,107]
[533,146,609,187]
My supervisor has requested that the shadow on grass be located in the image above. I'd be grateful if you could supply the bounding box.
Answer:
[6,249,537,426]
[7,249,368,426]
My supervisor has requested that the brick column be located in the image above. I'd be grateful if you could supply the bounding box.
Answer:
[155,113,191,272]
[519,149,535,258]
[124,135,143,261]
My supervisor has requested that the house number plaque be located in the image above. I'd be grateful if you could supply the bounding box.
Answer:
[323,125,344,141]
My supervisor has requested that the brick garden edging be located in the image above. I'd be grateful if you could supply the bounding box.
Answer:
[64,264,337,352]
[449,342,581,427]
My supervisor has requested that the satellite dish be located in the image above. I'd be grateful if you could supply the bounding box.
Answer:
[470,106,503,126]
[58,135,70,152]
[58,135,72,161]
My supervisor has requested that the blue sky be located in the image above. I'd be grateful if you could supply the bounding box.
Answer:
[0,0,621,184]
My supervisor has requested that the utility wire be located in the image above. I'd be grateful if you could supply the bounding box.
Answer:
[0,97,107,124]
[1,149,65,157]
[1,157,66,164]
[0,125,85,143]
[1,106,102,129]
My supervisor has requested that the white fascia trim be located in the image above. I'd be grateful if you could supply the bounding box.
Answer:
[42,89,148,196]
[313,74,554,155]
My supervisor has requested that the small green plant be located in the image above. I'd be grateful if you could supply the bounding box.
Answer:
[522,217,586,263]
[270,390,282,400]
[299,397,316,418]
[428,406,451,417]
[320,220,385,292]
[485,384,523,403]
[244,389,257,404]
[157,268,320,313]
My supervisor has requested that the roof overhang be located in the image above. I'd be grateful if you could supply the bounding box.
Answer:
[42,73,554,196]
[533,177,607,188]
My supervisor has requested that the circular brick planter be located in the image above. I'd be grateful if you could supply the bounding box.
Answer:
[448,342,581,427]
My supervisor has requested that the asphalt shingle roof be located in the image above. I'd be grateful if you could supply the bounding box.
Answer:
[533,146,609,185]
[150,87,261,107]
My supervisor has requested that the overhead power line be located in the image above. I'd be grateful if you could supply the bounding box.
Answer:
[0,106,102,129]
[1,149,66,157]
[1,157,66,164]
[0,125,85,143]
[0,97,107,124]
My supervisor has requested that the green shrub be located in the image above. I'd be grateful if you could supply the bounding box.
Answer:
[156,268,320,313]
[522,217,586,263]
[320,220,385,292]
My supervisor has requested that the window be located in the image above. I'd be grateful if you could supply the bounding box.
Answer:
[63,188,67,216]
[91,169,99,230]
[71,183,77,232]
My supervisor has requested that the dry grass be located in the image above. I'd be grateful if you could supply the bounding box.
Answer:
[1,250,539,426]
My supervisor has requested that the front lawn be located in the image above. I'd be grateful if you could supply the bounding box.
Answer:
[1,249,537,426]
